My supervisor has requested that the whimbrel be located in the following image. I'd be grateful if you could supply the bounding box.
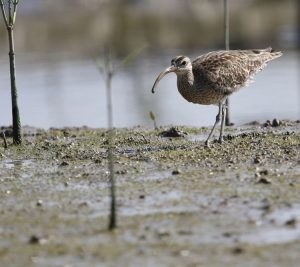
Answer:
[151,47,282,146]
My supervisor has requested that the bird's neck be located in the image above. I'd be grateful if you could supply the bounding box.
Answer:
[176,70,203,104]
[177,70,194,90]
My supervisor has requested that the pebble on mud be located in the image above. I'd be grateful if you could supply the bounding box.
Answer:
[223,232,233,238]
[255,169,269,178]
[28,235,40,244]
[159,127,187,138]
[59,161,69,167]
[272,118,281,127]
[263,118,281,127]
[285,218,297,227]
[259,169,269,175]
[224,134,235,141]
[263,120,271,127]
[28,235,47,245]
[231,246,244,254]
[172,169,181,175]
[78,202,89,208]
[36,200,43,207]
[253,156,261,164]
[116,169,128,175]
[156,228,171,238]
[256,177,272,184]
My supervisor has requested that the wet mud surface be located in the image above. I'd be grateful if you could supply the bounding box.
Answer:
[0,121,300,267]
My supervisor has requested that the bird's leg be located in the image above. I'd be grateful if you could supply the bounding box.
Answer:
[205,103,222,147]
[219,103,227,143]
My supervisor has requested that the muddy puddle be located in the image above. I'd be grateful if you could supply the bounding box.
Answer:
[0,121,299,267]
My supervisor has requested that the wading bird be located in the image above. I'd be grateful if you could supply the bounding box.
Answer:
[151,48,282,146]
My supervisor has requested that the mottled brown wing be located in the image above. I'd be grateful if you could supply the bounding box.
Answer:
[192,50,263,94]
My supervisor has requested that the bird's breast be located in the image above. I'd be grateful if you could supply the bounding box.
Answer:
[177,82,226,105]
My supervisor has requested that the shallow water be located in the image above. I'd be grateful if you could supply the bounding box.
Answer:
[241,205,300,245]
[0,50,298,129]
[3,159,35,169]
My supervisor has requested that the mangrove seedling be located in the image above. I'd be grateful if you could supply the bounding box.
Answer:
[0,0,22,144]
[95,46,146,230]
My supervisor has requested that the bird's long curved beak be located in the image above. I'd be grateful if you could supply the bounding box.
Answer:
[151,66,176,94]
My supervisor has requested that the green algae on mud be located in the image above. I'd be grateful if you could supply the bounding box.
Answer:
[0,121,300,267]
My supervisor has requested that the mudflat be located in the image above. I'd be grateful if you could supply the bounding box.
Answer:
[0,121,299,267]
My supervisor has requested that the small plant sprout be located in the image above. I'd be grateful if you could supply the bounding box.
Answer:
[96,50,116,230]
[0,0,22,144]
[149,111,158,130]
[1,132,8,149]
[95,46,146,230]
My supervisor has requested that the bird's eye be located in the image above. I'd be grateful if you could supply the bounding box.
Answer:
[182,61,186,66]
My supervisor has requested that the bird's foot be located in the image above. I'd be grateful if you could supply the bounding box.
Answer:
[204,140,210,148]
[218,137,224,144]
[226,122,235,127]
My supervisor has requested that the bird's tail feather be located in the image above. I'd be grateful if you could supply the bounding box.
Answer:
[265,47,282,60]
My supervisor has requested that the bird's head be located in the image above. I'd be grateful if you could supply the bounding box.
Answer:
[151,56,192,94]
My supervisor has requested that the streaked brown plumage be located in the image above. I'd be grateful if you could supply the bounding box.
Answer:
[151,47,282,146]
